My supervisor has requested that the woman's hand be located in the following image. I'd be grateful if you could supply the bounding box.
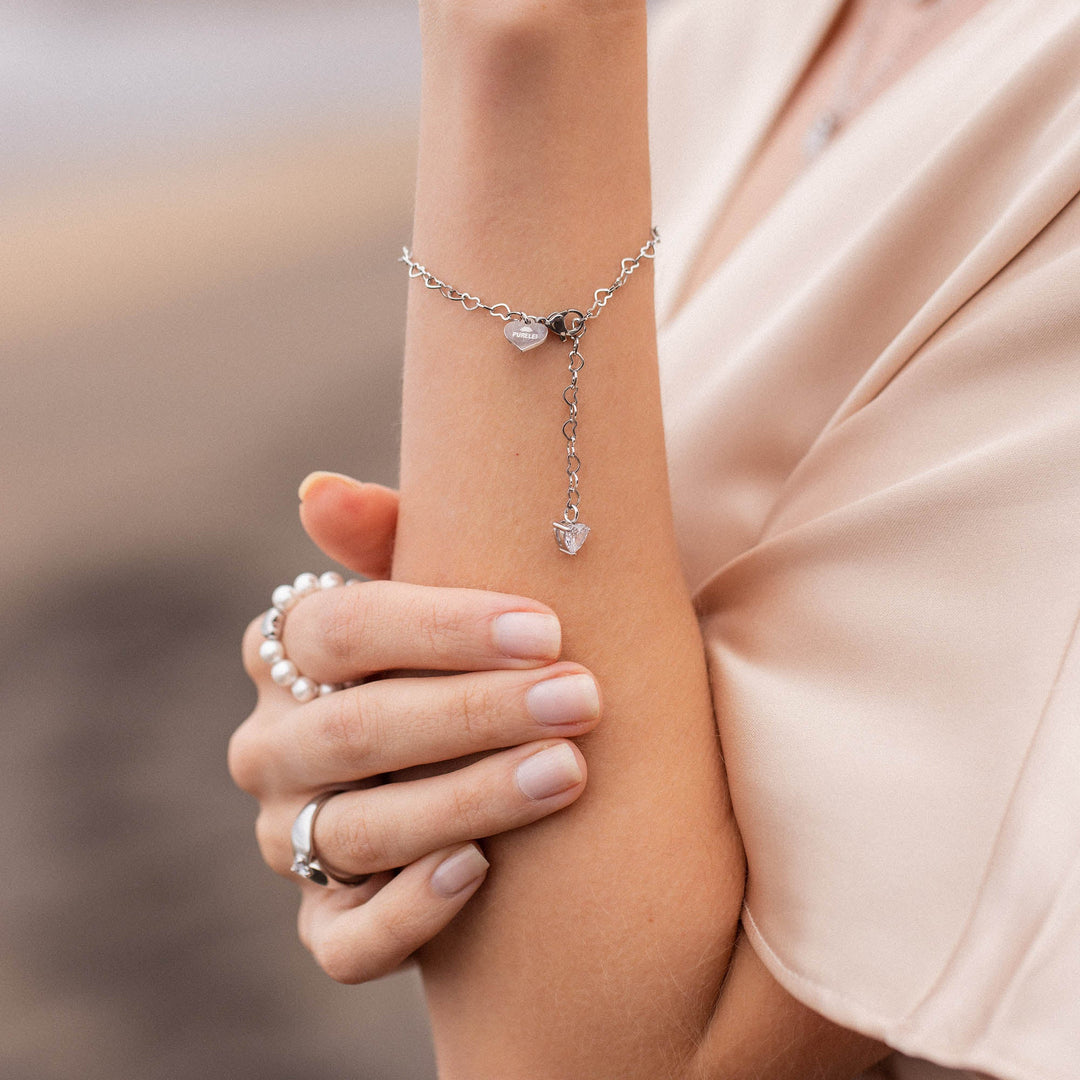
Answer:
[228,472,602,983]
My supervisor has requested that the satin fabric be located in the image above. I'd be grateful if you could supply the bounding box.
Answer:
[648,2,1080,1077]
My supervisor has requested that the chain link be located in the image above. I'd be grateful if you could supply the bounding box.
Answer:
[562,335,585,522]
[399,228,657,337]
[400,229,659,551]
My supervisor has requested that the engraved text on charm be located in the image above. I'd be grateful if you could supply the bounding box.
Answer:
[504,320,549,352]
[553,519,591,555]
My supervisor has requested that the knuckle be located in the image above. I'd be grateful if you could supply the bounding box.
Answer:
[311,918,406,985]
[416,593,459,663]
[227,719,264,795]
[254,810,288,874]
[457,680,491,743]
[448,780,490,837]
[315,936,368,984]
[308,692,376,775]
[323,939,400,985]
[296,905,314,952]
[241,616,268,682]
[316,582,380,671]
[331,797,387,872]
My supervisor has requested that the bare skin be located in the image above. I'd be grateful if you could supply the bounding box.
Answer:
[249,474,890,1077]
[233,1,997,1076]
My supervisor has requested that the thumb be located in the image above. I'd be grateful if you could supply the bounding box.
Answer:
[298,472,399,580]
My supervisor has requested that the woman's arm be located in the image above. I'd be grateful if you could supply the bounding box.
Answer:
[233,464,885,1077]
[396,5,741,1076]
[394,3,894,1075]
[229,2,887,1073]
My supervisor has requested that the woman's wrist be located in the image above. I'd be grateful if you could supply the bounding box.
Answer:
[412,0,652,303]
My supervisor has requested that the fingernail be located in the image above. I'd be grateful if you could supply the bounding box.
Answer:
[298,471,364,502]
[516,744,583,801]
[526,673,600,726]
[430,844,489,898]
[492,612,561,660]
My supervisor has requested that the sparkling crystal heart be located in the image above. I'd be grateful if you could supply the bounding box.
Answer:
[504,320,548,352]
[553,520,590,555]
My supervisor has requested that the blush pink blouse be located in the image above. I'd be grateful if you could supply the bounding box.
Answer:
[649,1,1080,1077]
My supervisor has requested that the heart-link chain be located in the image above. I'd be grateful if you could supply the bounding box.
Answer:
[400,229,659,554]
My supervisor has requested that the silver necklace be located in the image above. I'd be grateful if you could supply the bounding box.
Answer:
[804,0,950,160]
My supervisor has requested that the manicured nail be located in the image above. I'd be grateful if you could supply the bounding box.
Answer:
[430,844,489,898]
[492,612,561,660]
[526,673,600,726]
[298,471,364,502]
[516,744,583,801]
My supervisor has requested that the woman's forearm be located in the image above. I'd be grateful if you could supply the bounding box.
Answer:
[393,4,745,1076]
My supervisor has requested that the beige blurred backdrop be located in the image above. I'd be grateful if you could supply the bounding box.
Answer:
[1,2,438,1076]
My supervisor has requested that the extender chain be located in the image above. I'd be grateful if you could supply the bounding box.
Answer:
[400,228,658,555]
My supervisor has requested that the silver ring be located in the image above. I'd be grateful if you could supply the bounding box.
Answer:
[290,790,370,887]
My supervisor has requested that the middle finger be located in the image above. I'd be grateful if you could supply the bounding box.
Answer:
[263,662,601,791]
[262,738,588,878]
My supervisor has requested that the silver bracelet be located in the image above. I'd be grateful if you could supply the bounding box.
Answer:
[400,228,659,555]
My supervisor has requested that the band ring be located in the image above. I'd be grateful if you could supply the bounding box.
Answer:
[290,790,370,887]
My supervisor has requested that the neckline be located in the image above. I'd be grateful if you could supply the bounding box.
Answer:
[661,0,1013,329]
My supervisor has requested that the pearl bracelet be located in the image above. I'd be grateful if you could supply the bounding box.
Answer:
[258,571,358,702]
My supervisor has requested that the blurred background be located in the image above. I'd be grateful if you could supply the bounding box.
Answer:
[1,2,438,1076]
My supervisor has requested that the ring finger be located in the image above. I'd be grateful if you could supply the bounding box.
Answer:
[262,739,586,879]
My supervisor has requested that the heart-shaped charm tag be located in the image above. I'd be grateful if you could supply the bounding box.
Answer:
[504,320,548,352]
[552,520,590,555]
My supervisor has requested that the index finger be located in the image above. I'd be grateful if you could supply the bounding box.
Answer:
[243,579,562,688]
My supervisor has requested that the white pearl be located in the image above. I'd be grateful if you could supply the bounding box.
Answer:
[270,659,298,687]
[318,683,339,697]
[293,572,319,596]
[346,578,361,587]
[291,677,319,703]
[271,584,297,611]
[319,571,344,590]
[259,640,285,665]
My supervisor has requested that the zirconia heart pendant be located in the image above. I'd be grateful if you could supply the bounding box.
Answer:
[553,519,590,555]
[504,320,548,352]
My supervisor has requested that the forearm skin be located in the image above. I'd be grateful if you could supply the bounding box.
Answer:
[394,5,744,1077]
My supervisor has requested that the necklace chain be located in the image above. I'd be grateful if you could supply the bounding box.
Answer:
[805,0,953,160]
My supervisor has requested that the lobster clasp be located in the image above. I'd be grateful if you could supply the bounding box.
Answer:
[545,309,587,340]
